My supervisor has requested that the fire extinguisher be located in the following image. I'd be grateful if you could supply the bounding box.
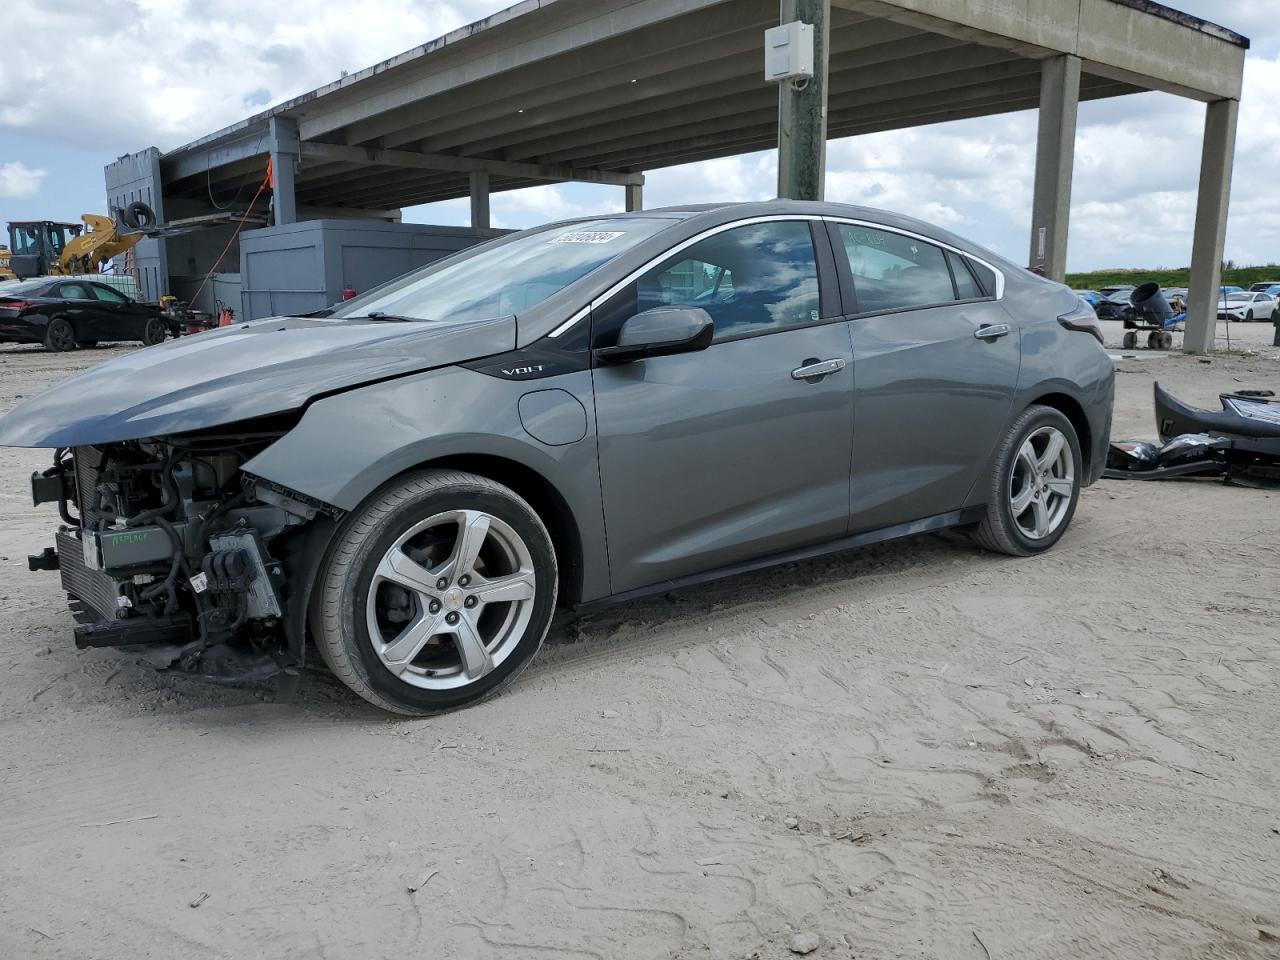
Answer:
[342,283,357,301]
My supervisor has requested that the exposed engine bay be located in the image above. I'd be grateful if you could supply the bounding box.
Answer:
[28,420,339,682]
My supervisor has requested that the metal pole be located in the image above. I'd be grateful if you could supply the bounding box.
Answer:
[776,0,830,201]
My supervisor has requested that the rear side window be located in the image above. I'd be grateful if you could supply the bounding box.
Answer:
[966,258,997,297]
[948,251,983,300]
[58,282,92,300]
[836,224,955,313]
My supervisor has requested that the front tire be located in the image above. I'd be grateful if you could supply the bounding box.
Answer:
[970,405,1082,557]
[43,317,75,352]
[142,317,167,346]
[313,470,558,715]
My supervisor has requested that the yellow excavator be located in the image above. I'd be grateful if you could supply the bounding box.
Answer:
[0,203,157,282]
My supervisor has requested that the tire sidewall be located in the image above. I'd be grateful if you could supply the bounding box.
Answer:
[992,407,1083,554]
[143,317,167,346]
[330,481,557,712]
[44,317,75,352]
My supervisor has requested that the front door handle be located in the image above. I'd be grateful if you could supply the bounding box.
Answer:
[974,323,1011,340]
[791,357,847,381]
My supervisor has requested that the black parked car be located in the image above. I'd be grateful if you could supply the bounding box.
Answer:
[0,277,168,352]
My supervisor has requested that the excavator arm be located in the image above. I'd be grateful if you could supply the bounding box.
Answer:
[56,214,143,276]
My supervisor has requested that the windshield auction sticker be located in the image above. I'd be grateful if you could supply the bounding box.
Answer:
[552,231,626,244]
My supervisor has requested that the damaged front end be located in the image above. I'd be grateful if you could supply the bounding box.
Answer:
[29,419,339,683]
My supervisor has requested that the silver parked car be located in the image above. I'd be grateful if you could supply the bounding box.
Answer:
[0,201,1114,715]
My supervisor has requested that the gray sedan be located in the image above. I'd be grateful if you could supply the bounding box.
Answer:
[0,201,1113,714]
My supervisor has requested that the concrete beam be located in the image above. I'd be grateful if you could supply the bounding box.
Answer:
[299,0,741,142]
[470,172,491,229]
[496,30,989,167]
[165,130,271,183]
[537,60,1043,168]
[1028,55,1081,281]
[834,0,1246,101]
[1184,98,1239,354]
[268,116,299,226]
[297,141,642,187]
[394,13,916,156]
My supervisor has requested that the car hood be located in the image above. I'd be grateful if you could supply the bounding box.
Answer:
[0,314,515,448]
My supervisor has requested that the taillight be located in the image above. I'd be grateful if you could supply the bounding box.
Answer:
[1058,299,1105,345]
[0,300,32,313]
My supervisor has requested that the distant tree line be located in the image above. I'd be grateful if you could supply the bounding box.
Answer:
[1065,263,1280,290]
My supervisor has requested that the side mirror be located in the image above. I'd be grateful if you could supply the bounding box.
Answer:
[595,306,714,365]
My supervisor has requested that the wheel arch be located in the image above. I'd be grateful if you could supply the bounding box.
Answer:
[354,453,586,608]
[1026,391,1093,477]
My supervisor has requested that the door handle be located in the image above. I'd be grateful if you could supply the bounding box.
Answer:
[791,358,847,381]
[974,323,1011,340]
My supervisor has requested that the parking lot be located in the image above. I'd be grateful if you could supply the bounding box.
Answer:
[1,328,1277,959]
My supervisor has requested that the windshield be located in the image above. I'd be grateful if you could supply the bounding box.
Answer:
[1226,293,1250,302]
[330,217,674,323]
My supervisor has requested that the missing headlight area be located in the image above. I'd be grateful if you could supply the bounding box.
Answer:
[31,418,334,683]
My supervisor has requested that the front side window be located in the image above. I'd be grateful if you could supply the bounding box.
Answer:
[837,224,956,313]
[11,225,38,256]
[92,284,129,303]
[595,220,822,345]
[330,217,674,324]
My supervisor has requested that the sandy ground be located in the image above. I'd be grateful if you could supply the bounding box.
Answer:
[0,323,1277,960]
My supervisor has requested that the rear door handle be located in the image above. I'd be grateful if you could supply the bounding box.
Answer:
[974,323,1011,340]
[791,358,847,381]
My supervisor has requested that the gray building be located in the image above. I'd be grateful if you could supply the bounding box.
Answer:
[107,0,1248,348]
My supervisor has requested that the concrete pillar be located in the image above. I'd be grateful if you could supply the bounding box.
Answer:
[625,181,644,212]
[268,116,299,226]
[776,0,830,201]
[1028,55,1081,282]
[469,171,491,230]
[1184,98,1240,354]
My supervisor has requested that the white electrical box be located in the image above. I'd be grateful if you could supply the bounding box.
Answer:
[764,21,815,83]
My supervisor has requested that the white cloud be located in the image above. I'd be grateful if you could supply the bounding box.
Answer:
[0,161,47,198]
[0,0,501,149]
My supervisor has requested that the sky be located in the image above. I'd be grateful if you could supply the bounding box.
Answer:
[0,0,1277,273]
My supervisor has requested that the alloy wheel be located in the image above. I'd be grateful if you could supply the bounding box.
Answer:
[365,509,536,690]
[1008,425,1075,540]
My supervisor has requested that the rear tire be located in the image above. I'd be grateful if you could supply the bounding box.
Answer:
[313,470,558,715]
[970,405,1082,557]
[43,317,75,352]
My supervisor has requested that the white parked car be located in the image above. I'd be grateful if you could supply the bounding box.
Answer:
[1217,291,1278,322]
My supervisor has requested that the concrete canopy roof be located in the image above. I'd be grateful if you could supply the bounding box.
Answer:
[158,0,1248,213]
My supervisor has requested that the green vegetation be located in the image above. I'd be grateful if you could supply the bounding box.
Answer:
[1066,264,1280,291]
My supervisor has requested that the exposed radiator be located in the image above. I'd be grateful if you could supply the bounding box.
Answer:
[72,446,107,527]
[56,528,121,623]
